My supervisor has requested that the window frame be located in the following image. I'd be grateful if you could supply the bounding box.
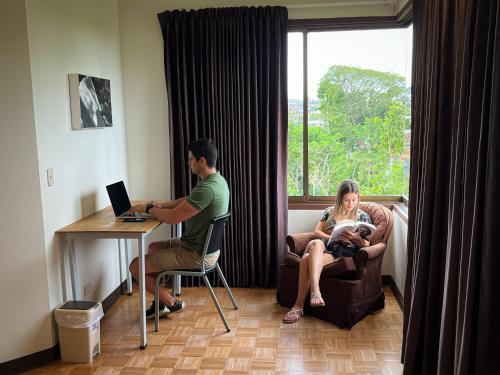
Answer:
[287,11,412,207]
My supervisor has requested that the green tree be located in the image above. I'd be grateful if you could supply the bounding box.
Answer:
[288,65,411,197]
[317,66,409,126]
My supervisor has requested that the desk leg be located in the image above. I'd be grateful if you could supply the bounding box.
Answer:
[173,275,181,296]
[117,239,123,293]
[125,239,133,295]
[138,236,147,349]
[68,238,80,300]
[58,235,69,301]
[175,224,183,296]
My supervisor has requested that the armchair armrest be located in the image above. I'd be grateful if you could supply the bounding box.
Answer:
[353,242,386,268]
[361,241,386,259]
[286,232,317,256]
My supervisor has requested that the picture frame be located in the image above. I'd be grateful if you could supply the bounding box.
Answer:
[68,74,113,129]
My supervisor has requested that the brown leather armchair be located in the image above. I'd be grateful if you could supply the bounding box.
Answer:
[276,202,394,328]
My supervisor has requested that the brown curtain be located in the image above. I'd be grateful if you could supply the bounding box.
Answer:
[157,7,288,287]
[403,0,499,374]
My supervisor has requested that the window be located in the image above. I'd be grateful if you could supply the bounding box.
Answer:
[288,27,413,200]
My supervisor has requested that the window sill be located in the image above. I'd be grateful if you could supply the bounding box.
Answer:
[288,195,406,210]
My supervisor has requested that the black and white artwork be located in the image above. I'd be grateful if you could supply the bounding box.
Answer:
[69,74,112,129]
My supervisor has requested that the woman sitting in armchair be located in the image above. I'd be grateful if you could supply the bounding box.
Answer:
[282,179,372,324]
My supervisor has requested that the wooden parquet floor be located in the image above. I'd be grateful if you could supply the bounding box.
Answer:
[24,286,403,375]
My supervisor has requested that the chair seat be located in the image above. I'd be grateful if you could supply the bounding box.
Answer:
[168,264,217,273]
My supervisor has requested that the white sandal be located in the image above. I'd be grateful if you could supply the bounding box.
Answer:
[282,307,304,323]
[310,292,325,307]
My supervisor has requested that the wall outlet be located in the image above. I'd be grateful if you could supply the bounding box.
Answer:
[46,168,54,186]
[84,282,92,296]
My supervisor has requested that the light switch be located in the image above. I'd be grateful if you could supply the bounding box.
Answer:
[47,168,54,187]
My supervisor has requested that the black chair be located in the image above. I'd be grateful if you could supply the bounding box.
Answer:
[154,212,238,332]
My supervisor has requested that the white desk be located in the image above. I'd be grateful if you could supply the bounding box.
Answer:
[56,203,162,349]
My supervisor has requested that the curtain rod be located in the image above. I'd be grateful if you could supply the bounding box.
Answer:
[285,1,395,9]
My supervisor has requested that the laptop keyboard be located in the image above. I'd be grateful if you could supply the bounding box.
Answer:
[122,212,149,218]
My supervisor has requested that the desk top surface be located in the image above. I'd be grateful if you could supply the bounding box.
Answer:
[56,201,162,234]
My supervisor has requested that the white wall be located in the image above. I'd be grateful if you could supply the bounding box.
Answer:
[25,0,128,343]
[0,0,52,362]
[119,1,170,201]
[288,210,323,234]
[383,206,408,296]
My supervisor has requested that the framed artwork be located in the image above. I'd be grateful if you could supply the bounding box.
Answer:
[68,74,112,129]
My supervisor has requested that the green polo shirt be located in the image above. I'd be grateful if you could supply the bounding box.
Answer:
[182,172,229,253]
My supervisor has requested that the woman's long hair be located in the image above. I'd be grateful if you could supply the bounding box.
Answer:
[332,179,360,220]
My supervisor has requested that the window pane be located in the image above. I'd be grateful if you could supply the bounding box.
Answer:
[307,27,412,197]
[287,32,304,196]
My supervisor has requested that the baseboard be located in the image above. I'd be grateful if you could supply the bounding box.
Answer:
[0,345,60,375]
[382,275,403,311]
[102,280,128,313]
[0,280,127,374]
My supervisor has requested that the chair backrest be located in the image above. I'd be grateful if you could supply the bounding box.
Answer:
[201,212,231,260]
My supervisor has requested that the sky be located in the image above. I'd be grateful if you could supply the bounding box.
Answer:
[288,25,413,100]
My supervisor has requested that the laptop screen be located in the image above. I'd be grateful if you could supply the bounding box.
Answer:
[106,181,131,216]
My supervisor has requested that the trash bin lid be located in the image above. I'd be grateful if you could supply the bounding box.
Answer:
[59,301,99,310]
[55,301,103,328]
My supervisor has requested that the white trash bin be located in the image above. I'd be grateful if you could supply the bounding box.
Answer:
[54,301,103,363]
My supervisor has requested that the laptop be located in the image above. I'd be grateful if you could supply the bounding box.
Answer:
[106,181,150,219]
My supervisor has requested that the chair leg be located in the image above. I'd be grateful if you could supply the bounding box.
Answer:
[216,263,238,309]
[202,275,231,332]
[155,276,161,332]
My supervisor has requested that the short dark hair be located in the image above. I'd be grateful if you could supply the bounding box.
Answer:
[187,138,218,167]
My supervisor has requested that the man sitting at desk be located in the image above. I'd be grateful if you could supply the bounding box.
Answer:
[129,138,230,317]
